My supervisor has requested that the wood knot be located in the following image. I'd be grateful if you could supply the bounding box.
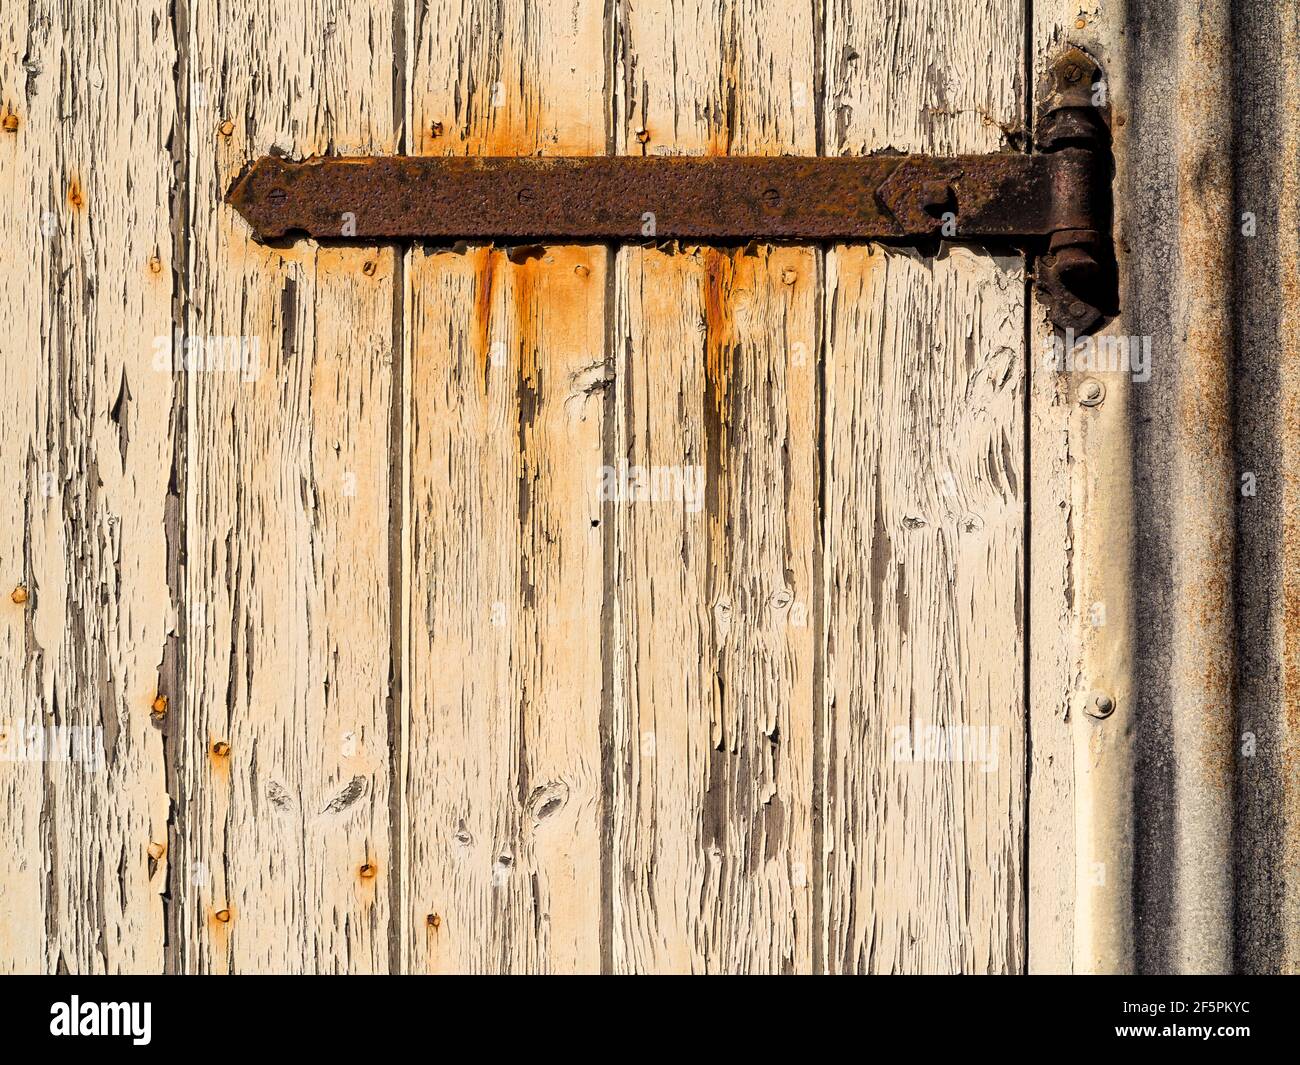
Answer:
[527,780,570,823]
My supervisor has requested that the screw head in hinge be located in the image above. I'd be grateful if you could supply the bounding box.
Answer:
[1086,692,1116,719]
[1079,377,1106,407]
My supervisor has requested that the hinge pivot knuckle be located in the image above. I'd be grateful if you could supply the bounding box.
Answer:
[1033,47,1116,333]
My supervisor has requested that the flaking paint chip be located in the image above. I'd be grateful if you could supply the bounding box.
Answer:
[218,119,234,137]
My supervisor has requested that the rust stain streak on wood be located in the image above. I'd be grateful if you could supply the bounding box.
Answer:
[609,0,817,974]
[403,0,608,973]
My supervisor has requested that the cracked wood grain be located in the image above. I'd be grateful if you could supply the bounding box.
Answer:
[0,0,175,974]
[176,0,399,973]
[608,0,818,973]
[402,0,608,973]
[819,0,1027,973]
[0,0,1066,976]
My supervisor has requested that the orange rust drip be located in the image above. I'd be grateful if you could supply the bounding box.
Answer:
[701,248,741,564]
[473,247,499,383]
[702,248,737,433]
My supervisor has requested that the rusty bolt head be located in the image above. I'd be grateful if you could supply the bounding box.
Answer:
[267,187,287,204]
[1079,378,1106,407]
[1065,63,1083,83]
[761,187,781,208]
[635,127,650,144]
[781,268,797,285]
[1087,692,1116,719]
[427,913,441,928]
[516,187,533,205]
[574,264,590,278]
[211,740,231,757]
[148,256,163,274]
[362,260,376,276]
[3,114,18,133]
[151,694,169,718]
[218,119,234,137]
[430,121,444,138]
[11,585,29,605]
[214,908,232,923]
[359,863,377,879]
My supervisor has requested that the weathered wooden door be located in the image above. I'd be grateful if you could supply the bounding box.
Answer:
[10,0,1291,977]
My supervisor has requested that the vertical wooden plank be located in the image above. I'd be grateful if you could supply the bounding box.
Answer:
[1026,5,1085,977]
[1028,5,1128,975]
[403,0,608,973]
[0,0,52,975]
[609,0,818,972]
[0,1,174,972]
[1025,337,1076,973]
[820,0,1027,972]
[179,1,399,973]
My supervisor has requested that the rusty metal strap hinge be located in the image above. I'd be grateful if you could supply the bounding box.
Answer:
[228,48,1115,333]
